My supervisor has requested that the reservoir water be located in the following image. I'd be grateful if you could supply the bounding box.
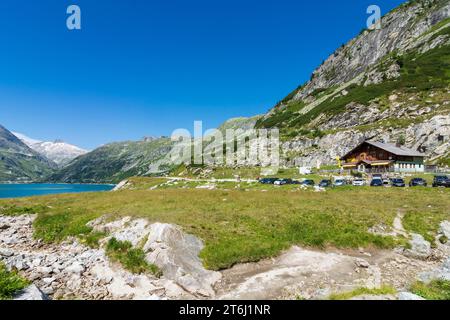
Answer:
[0,183,115,199]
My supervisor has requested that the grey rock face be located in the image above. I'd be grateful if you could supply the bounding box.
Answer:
[282,114,450,167]
[439,221,450,239]
[295,0,449,99]
[397,292,426,300]
[14,284,49,301]
[143,223,222,297]
[419,256,450,282]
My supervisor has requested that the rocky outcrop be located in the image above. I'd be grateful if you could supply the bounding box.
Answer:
[295,0,449,99]
[282,113,450,167]
[0,214,218,300]
[89,216,222,297]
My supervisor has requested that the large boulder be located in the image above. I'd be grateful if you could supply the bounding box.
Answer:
[439,221,450,239]
[404,234,431,260]
[143,223,221,297]
[14,284,49,300]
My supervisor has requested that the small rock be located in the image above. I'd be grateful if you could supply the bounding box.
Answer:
[42,277,56,285]
[355,258,370,268]
[0,248,14,257]
[66,262,85,275]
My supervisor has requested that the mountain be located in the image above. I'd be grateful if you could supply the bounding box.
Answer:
[0,125,56,182]
[256,0,450,167]
[13,132,87,167]
[48,137,174,183]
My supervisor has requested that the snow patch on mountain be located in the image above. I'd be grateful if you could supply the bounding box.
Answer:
[13,132,87,166]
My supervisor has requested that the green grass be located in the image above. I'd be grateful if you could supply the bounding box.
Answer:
[0,204,48,216]
[79,231,107,248]
[329,285,396,300]
[105,238,162,277]
[410,280,450,300]
[0,262,30,300]
[1,185,449,270]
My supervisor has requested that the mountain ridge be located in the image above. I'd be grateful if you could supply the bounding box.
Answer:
[0,125,56,182]
[13,132,88,167]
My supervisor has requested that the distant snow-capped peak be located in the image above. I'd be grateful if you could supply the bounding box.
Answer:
[13,132,88,166]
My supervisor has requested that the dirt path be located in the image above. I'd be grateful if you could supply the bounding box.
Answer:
[393,210,409,238]
[215,246,440,300]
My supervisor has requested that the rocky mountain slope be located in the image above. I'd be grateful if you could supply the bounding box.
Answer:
[13,132,87,167]
[48,138,173,183]
[0,125,56,182]
[256,0,450,167]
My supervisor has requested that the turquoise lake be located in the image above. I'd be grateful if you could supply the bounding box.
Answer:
[0,184,115,199]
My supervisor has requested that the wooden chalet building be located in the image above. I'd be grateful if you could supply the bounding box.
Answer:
[341,140,426,173]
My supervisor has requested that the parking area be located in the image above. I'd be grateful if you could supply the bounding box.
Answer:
[258,174,450,189]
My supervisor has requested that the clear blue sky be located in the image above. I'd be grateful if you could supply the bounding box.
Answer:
[0,0,405,150]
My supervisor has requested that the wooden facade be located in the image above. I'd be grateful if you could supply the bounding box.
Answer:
[341,141,425,173]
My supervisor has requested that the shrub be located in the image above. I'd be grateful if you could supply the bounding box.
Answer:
[410,280,450,300]
[0,263,29,300]
[106,238,162,277]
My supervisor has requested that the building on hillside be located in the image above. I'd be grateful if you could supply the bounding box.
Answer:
[340,140,426,173]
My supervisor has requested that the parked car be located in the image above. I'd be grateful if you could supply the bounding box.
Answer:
[302,179,315,186]
[291,180,302,185]
[274,178,293,186]
[352,179,366,186]
[409,178,427,187]
[334,179,346,187]
[319,180,333,188]
[391,178,406,187]
[259,178,279,185]
[370,178,383,187]
[432,176,450,188]
[382,179,391,186]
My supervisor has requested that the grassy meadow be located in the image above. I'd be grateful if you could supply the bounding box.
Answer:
[1,179,449,270]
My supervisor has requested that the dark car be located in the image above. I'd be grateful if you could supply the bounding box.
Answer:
[432,176,450,188]
[291,180,302,185]
[274,178,293,186]
[391,178,406,187]
[302,179,315,186]
[409,178,428,187]
[259,178,279,185]
[370,178,383,187]
[319,180,333,188]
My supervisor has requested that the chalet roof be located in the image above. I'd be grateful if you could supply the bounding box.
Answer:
[366,141,425,157]
[341,140,425,159]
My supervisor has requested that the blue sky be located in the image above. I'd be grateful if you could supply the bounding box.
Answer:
[0,0,405,149]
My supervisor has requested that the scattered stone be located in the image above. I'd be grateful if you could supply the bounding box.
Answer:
[355,258,370,268]
[66,262,85,275]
